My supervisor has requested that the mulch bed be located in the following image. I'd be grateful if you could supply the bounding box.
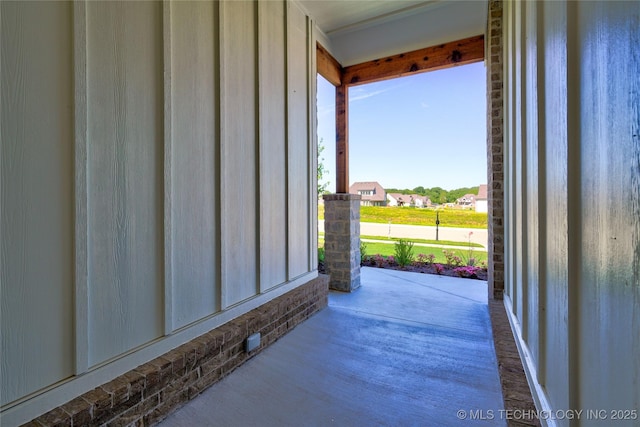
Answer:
[319,259,488,281]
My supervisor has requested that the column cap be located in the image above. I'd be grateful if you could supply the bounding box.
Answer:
[323,193,361,201]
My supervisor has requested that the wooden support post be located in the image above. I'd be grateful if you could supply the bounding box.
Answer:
[336,84,349,193]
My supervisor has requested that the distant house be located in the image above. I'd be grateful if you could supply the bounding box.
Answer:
[387,193,431,207]
[475,184,488,213]
[349,181,387,206]
[414,195,432,208]
[455,185,488,211]
[456,193,477,209]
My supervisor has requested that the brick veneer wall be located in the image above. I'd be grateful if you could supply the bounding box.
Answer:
[487,0,505,300]
[23,275,329,427]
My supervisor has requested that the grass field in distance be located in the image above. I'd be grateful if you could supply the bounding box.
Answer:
[318,205,487,229]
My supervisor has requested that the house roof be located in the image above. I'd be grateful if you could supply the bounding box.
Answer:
[388,193,430,204]
[457,193,477,202]
[349,181,387,202]
[387,193,407,201]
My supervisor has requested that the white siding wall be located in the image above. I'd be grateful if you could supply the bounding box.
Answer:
[1,0,317,421]
[258,0,288,292]
[85,0,165,368]
[287,1,311,279]
[503,1,640,425]
[220,0,259,308]
[0,0,75,404]
[169,0,219,331]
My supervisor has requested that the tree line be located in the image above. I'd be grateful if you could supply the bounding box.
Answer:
[385,186,480,205]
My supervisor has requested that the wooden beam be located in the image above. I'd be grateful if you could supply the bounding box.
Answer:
[335,84,349,193]
[316,42,342,86]
[342,35,484,87]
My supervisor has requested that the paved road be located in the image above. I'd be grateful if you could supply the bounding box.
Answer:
[319,221,488,249]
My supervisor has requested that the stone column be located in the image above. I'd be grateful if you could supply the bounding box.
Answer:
[322,194,361,292]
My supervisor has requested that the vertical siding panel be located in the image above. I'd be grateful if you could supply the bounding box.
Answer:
[258,0,287,292]
[74,0,89,374]
[287,2,310,279]
[577,0,640,415]
[0,1,75,405]
[220,1,258,307]
[86,1,164,365]
[170,0,219,328]
[524,0,539,370]
[308,18,318,272]
[163,1,173,335]
[504,1,517,304]
[533,0,548,388]
[514,0,528,337]
[542,0,570,411]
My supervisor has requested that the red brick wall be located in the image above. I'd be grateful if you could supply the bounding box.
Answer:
[487,0,504,299]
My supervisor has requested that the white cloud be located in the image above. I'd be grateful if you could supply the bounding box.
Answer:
[349,88,390,102]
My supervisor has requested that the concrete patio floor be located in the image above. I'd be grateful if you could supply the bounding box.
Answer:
[160,267,506,426]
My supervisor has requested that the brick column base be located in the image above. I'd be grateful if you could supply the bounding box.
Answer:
[323,194,361,292]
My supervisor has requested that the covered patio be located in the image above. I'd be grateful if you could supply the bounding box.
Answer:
[160,268,506,426]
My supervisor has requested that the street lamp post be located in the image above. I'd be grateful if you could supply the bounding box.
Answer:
[435,211,440,241]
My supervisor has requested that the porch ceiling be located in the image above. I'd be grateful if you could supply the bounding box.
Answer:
[299,0,488,66]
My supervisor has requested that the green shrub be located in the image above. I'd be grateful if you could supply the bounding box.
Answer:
[360,240,368,260]
[394,239,415,267]
[318,247,325,264]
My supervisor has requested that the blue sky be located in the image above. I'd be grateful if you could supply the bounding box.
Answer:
[317,61,487,191]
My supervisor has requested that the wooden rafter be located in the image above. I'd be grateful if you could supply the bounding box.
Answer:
[316,42,342,86]
[342,35,484,87]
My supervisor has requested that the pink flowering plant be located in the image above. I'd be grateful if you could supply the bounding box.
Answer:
[453,265,482,278]
[350,235,487,280]
[415,253,436,267]
[373,254,385,268]
[443,250,464,267]
[434,263,445,275]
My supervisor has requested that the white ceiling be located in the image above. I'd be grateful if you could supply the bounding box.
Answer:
[298,0,488,66]
[299,0,436,35]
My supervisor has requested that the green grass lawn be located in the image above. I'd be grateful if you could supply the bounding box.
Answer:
[360,206,487,228]
[360,241,488,265]
[318,204,487,229]
[319,237,487,265]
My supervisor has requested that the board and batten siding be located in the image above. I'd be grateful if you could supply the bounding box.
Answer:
[0,0,76,406]
[169,0,220,330]
[503,1,640,425]
[85,0,165,368]
[0,0,318,421]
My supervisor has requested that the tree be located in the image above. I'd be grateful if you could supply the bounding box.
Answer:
[446,186,479,203]
[425,187,447,205]
[317,138,330,196]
